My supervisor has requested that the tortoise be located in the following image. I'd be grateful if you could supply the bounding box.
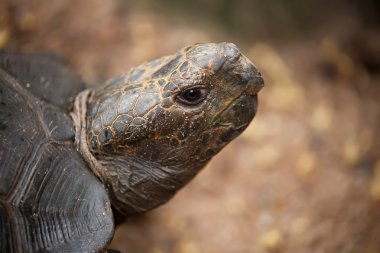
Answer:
[0,42,264,252]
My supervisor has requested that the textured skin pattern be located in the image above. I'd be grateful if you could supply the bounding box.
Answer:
[82,43,264,216]
[0,67,113,252]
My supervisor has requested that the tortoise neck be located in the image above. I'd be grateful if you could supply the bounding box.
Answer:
[97,155,205,217]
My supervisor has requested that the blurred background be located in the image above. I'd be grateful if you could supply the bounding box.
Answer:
[1,0,379,252]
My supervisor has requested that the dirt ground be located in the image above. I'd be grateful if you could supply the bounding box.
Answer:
[1,0,380,252]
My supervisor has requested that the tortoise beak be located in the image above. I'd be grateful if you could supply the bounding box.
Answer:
[213,45,263,144]
[214,94,258,144]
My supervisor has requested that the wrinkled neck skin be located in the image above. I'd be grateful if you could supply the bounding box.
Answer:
[71,89,207,217]
[100,154,205,216]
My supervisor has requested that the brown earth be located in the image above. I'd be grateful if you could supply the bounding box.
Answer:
[1,0,380,252]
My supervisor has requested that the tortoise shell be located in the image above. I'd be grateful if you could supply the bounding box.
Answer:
[0,54,113,252]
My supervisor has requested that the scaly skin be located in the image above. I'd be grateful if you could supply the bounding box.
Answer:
[72,42,264,216]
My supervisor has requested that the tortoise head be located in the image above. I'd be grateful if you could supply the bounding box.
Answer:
[85,42,264,215]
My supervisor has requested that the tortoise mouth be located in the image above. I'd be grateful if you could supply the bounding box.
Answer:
[212,94,257,143]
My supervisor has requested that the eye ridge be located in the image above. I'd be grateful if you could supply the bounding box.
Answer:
[176,86,209,106]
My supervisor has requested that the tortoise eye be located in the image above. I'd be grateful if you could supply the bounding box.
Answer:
[176,87,209,106]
